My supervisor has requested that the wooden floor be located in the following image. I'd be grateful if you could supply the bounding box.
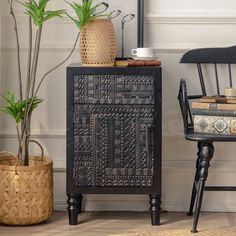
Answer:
[1,211,236,236]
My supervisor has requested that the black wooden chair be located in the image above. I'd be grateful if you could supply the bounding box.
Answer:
[178,45,236,233]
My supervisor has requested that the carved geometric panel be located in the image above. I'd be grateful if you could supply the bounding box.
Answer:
[73,104,155,187]
[73,74,154,105]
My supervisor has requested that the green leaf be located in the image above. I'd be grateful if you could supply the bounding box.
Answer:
[66,0,109,30]
[18,0,65,27]
[0,91,43,124]
[42,9,65,22]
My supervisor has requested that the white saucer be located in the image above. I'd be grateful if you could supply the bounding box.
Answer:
[133,56,158,61]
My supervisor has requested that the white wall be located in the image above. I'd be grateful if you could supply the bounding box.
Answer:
[1,0,236,213]
[0,14,1,90]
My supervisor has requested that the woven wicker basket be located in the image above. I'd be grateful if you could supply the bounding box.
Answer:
[0,156,53,225]
[80,19,117,67]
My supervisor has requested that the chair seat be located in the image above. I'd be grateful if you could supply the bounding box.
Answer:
[185,127,236,142]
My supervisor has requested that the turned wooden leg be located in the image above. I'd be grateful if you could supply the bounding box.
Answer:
[191,143,214,233]
[67,194,80,225]
[187,142,202,216]
[149,194,161,226]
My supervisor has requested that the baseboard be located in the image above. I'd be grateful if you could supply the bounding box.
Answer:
[54,199,236,213]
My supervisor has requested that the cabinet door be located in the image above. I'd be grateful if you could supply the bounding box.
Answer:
[73,104,155,187]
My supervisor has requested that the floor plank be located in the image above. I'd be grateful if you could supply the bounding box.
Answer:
[1,211,236,236]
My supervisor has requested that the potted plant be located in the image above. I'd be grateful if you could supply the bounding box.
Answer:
[66,0,117,66]
[0,0,114,225]
[0,0,80,225]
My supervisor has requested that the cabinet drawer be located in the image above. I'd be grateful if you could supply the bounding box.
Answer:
[73,74,154,105]
[72,104,155,187]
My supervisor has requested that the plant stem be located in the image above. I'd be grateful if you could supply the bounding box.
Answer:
[30,25,42,98]
[20,130,27,165]
[20,24,43,164]
[20,32,80,162]
[31,26,43,97]
[19,16,33,165]
[24,112,32,166]
[34,32,80,97]
[16,124,21,151]
[8,0,23,100]
[30,29,38,86]
[26,16,33,99]
[17,123,26,165]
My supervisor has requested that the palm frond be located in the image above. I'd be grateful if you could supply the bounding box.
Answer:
[66,0,109,30]
[0,91,43,124]
[18,0,65,27]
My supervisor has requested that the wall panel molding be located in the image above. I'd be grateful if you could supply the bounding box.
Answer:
[2,12,235,54]
[2,133,236,172]
[0,132,65,139]
[2,43,232,54]
[3,11,236,25]
[146,12,236,24]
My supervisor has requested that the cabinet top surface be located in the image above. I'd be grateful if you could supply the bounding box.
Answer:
[67,64,161,73]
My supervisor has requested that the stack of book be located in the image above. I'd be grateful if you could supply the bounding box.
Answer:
[192,96,236,135]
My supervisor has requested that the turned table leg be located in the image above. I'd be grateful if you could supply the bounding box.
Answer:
[149,194,161,225]
[67,194,82,225]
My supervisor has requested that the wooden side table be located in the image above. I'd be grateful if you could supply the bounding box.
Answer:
[66,65,162,225]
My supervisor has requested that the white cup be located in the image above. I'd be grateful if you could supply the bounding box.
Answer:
[131,47,154,58]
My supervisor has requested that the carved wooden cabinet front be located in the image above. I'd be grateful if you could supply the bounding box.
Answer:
[67,66,161,226]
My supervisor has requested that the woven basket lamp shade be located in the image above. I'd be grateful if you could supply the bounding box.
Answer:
[80,19,117,67]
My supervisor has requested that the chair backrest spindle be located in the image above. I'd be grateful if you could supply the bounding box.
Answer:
[228,64,233,87]
[180,46,236,97]
[197,64,207,96]
[214,63,220,95]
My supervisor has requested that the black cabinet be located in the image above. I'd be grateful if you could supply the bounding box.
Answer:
[66,65,162,225]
